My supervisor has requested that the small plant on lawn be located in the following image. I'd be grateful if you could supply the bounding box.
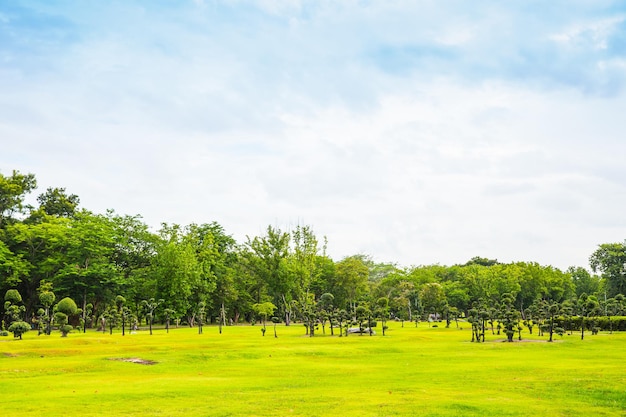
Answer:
[8,320,31,339]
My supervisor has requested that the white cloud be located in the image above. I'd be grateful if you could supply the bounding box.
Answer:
[2,1,626,270]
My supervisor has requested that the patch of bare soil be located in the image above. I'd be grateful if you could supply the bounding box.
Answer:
[2,352,18,357]
[109,357,157,365]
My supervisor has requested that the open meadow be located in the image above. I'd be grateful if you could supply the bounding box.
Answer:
[1,321,625,417]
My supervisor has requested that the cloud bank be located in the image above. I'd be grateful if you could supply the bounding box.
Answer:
[1,0,626,269]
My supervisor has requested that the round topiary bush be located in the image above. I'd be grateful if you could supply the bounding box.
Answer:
[56,297,78,315]
[0,330,9,337]
[4,289,22,304]
[60,324,73,337]
[8,321,31,340]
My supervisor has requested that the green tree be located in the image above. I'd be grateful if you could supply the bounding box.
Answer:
[271,316,280,338]
[244,226,292,322]
[36,187,80,217]
[334,256,369,315]
[420,282,446,326]
[152,224,204,326]
[115,295,127,336]
[577,293,599,340]
[142,298,163,335]
[0,170,37,228]
[4,215,70,318]
[590,242,626,298]
[376,297,389,336]
[54,211,122,318]
[55,297,78,337]
[252,302,276,336]
[4,289,25,327]
[318,292,334,335]
[8,321,30,339]
[568,266,600,298]
[39,289,55,335]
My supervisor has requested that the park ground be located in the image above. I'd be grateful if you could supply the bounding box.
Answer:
[1,321,625,416]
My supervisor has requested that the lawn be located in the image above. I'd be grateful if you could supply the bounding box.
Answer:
[1,322,625,416]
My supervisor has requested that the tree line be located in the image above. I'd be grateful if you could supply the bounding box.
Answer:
[2,169,625,339]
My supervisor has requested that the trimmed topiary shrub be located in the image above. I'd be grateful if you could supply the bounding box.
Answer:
[56,297,78,315]
[4,289,22,304]
[8,321,31,339]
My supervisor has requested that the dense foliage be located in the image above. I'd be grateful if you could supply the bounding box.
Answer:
[1,170,625,338]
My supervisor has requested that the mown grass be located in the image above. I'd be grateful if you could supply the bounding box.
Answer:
[1,322,625,416]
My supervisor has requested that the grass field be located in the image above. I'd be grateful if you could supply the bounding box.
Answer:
[1,322,625,416]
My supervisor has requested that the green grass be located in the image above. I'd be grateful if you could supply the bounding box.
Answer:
[1,322,625,416]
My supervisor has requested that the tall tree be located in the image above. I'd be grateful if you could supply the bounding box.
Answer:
[152,224,204,325]
[589,242,626,298]
[0,170,37,228]
[53,211,122,317]
[333,255,369,314]
[243,226,292,321]
[420,282,447,325]
[568,266,601,298]
[36,187,80,217]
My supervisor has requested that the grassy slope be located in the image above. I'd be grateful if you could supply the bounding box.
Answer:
[1,322,625,416]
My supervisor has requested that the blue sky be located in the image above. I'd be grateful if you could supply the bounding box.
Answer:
[2,0,626,269]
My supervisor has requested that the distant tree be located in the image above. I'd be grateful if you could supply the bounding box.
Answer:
[500,293,518,343]
[448,306,460,329]
[142,298,163,335]
[4,289,25,327]
[334,256,369,315]
[589,242,626,298]
[0,170,37,228]
[318,293,334,335]
[36,187,80,217]
[115,295,127,335]
[468,308,480,342]
[355,305,370,336]
[39,290,55,335]
[252,302,276,336]
[420,283,446,326]
[271,316,280,338]
[558,300,574,335]
[376,297,389,336]
[55,297,78,337]
[577,294,599,340]
[337,309,349,337]
[568,267,600,298]
[197,301,206,335]
[82,303,93,333]
[542,300,560,342]
[464,256,498,267]
[163,308,175,333]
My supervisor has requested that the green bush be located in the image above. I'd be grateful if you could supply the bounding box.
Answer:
[0,330,9,336]
[4,289,22,304]
[8,321,31,339]
[60,324,73,336]
[56,297,78,315]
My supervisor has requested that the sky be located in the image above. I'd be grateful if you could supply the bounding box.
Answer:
[1,0,626,270]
